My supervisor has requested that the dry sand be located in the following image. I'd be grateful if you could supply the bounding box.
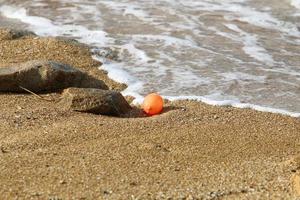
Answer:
[0,28,300,199]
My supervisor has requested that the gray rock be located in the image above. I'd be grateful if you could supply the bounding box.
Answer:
[0,60,108,92]
[59,87,131,116]
[0,29,36,40]
[92,47,121,62]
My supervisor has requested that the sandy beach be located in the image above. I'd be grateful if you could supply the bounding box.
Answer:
[0,28,300,199]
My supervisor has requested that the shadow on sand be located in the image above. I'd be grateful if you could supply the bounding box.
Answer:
[122,105,182,118]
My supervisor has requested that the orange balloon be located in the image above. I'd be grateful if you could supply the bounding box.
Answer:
[142,93,164,116]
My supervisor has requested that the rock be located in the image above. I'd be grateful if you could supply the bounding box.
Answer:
[59,88,131,116]
[93,47,121,62]
[0,29,35,41]
[0,60,108,92]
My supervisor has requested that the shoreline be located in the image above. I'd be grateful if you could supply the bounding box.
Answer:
[92,37,300,119]
[0,28,300,199]
[1,6,299,117]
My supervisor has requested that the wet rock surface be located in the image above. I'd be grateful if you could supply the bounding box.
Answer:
[59,87,131,116]
[0,60,108,93]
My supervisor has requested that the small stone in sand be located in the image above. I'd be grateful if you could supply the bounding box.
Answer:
[59,87,131,116]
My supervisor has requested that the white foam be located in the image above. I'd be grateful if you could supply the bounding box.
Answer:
[0,5,109,46]
[0,6,54,30]
[98,1,150,21]
[132,34,198,48]
[164,96,300,118]
[224,3,300,37]
[291,0,300,9]
[226,24,275,65]
[221,72,266,82]
[209,23,274,65]
[121,43,152,63]
[178,0,300,37]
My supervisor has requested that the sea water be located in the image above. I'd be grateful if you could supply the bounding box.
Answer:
[0,0,299,117]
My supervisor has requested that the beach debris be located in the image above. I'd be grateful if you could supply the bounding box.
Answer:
[59,87,131,116]
[0,147,8,154]
[0,60,108,93]
[142,93,164,116]
[18,86,54,102]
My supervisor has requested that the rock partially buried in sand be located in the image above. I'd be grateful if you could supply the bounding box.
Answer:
[59,87,131,116]
[0,60,108,92]
[0,29,36,41]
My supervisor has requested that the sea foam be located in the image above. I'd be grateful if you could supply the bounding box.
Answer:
[165,95,300,118]
[0,5,109,46]
[291,0,300,9]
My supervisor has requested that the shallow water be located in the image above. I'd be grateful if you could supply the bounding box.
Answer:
[0,0,300,116]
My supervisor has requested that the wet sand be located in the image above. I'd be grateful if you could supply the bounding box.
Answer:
[0,28,300,199]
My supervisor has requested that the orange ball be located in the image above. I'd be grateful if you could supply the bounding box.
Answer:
[142,93,164,116]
